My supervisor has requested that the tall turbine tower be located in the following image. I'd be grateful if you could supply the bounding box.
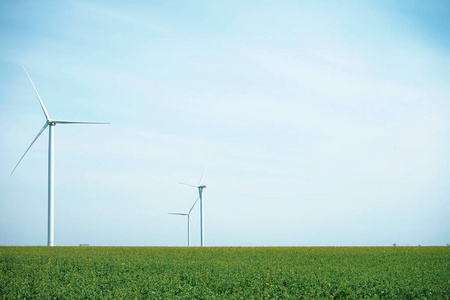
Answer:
[168,196,199,246]
[180,164,207,247]
[11,66,109,246]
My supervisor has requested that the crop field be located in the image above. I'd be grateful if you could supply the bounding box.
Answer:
[1,246,449,299]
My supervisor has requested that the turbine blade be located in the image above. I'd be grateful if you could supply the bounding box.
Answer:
[168,213,187,216]
[22,65,50,121]
[52,120,110,125]
[179,182,198,188]
[188,196,200,214]
[198,162,208,185]
[11,122,48,176]
[189,215,197,230]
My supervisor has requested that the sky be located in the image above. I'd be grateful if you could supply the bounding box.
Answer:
[0,0,449,247]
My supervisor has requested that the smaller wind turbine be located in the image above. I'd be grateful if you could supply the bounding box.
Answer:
[180,163,208,247]
[168,197,199,246]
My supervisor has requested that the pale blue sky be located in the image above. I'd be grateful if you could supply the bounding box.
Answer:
[1,0,449,246]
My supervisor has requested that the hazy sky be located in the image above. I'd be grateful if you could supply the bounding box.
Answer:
[1,0,449,246]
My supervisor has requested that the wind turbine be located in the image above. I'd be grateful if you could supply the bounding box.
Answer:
[168,196,199,246]
[11,65,109,246]
[180,164,207,247]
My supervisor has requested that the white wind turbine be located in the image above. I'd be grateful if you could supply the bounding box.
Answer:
[180,164,207,247]
[168,196,199,246]
[10,65,109,246]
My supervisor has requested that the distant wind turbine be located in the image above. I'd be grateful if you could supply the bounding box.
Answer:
[11,65,109,246]
[180,163,208,247]
[168,196,199,246]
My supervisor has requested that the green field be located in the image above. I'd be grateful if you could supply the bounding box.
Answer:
[1,246,449,299]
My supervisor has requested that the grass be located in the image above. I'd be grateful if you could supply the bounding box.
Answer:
[1,246,449,299]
